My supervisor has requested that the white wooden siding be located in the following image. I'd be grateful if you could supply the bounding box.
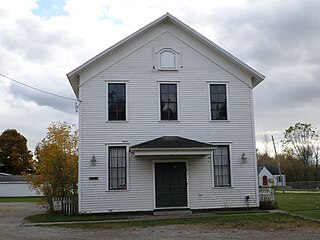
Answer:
[78,22,258,213]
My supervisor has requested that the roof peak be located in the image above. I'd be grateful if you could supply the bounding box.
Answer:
[67,13,264,97]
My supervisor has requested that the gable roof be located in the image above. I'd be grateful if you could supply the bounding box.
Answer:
[131,136,214,150]
[258,165,283,175]
[67,13,265,98]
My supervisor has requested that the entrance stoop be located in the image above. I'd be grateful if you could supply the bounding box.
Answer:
[153,209,192,216]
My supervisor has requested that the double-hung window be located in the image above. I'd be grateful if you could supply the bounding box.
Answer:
[108,146,127,190]
[213,145,231,187]
[160,83,178,120]
[108,83,126,121]
[209,84,227,120]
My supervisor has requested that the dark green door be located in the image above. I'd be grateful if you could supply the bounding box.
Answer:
[155,162,187,208]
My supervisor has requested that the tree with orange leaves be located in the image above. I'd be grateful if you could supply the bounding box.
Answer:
[28,122,78,211]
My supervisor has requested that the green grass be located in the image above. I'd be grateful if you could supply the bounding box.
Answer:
[26,213,128,223]
[22,192,320,229]
[0,197,43,203]
[277,192,320,220]
[25,209,267,223]
[62,213,319,230]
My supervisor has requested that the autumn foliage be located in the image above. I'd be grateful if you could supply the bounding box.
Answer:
[28,122,78,211]
[0,129,34,174]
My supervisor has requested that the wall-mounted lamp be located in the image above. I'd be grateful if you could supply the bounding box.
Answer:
[91,155,96,166]
[241,152,247,163]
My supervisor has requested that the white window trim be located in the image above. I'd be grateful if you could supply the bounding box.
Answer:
[207,81,230,122]
[156,48,179,71]
[106,80,128,122]
[106,143,130,191]
[158,81,180,122]
[210,143,233,188]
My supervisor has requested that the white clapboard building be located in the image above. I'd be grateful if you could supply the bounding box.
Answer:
[67,13,265,213]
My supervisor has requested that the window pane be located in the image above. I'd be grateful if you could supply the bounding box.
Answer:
[160,84,169,93]
[213,146,230,187]
[160,84,178,120]
[110,157,117,167]
[218,93,226,102]
[211,94,219,102]
[218,85,226,93]
[168,103,177,113]
[108,84,117,93]
[168,84,176,93]
[221,146,229,155]
[109,146,126,190]
[222,166,230,175]
[118,158,126,167]
[210,84,227,121]
[110,169,118,178]
[214,155,222,165]
[110,179,118,189]
[118,169,126,179]
[108,83,126,121]
[161,93,169,102]
[168,94,176,102]
[214,147,221,155]
[210,85,218,93]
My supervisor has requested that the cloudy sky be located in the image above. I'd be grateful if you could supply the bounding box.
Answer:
[0,0,319,153]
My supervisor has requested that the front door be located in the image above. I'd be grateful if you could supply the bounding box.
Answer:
[155,162,187,208]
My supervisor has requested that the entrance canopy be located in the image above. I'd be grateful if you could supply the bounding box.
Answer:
[130,136,215,157]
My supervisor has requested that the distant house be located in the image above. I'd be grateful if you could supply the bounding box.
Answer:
[0,173,39,197]
[258,166,286,187]
[67,13,265,213]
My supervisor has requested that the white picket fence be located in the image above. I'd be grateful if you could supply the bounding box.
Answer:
[259,187,275,203]
[52,195,78,215]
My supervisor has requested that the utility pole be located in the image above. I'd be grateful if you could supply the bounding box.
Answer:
[271,135,285,193]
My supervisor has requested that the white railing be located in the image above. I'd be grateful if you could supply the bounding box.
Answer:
[259,187,275,203]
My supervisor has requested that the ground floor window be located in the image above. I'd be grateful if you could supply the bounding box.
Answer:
[108,146,127,190]
[213,145,231,187]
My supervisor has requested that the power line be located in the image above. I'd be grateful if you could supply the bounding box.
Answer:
[0,73,77,101]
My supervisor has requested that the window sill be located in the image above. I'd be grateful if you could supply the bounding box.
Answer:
[212,186,233,189]
[209,120,230,123]
[158,120,181,123]
[106,189,129,192]
[106,120,128,123]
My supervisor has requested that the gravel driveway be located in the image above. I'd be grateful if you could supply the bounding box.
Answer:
[1,202,320,240]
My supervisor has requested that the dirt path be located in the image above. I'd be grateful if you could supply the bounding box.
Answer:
[1,202,320,240]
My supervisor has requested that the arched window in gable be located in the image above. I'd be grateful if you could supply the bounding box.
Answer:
[157,48,179,70]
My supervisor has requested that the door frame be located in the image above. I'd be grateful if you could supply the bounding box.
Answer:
[153,160,190,210]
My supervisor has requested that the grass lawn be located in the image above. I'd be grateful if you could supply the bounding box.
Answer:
[61,213,320,230]
[26,213,128,223]
[22,192,320,230]
[0,197,43,203]
[276,192,320,220]
[25,208,267,223]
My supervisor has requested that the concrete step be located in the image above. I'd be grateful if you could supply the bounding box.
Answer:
[153,209,192,216]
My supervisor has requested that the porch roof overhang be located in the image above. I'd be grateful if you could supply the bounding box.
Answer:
[130,136,215,157]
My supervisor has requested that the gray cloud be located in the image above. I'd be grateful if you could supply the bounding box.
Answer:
[183,0,320,134]
[8,82,76,114]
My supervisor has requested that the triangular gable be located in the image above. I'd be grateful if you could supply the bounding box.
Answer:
[67,13,265,97]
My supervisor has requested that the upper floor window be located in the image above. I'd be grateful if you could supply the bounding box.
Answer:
[160,83,178,120]
[209,84,227,120]
[213,145,231,187]
[108,83,126,121]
